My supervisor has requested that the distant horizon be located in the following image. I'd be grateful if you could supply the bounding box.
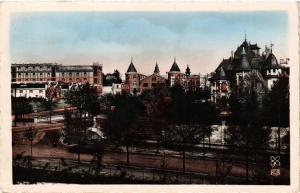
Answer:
[10,11,288,75]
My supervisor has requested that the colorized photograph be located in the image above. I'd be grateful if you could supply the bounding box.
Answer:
[10,11,290,185]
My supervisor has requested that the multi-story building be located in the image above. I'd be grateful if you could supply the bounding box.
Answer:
[124,58,202,94]
[210,37,289,103]
[139,63,167,92]
[11,62,103,97]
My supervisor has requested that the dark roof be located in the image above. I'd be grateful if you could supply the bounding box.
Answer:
[12,63,60,67]
[234,47,252,71]
[212,67,227,80]
[250,57,264,69]
[250,44,261,50]
[265,53,280,68]
[169,58,181,72]
[216,58,233,72]
[154,63,160,74]
[12,83,47,89]
[57,66,93,72]
[126,61,137,73]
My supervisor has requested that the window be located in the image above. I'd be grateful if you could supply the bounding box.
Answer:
[152,77,156,81]
[84,78,87,80]
[25,73,28,76]
[69,72,72,76]
[273,69,276,73]
[143,83,148,87]
[84,72,87,76]
[29,90,33,93]
[18,73,21,77]
[33,73,35,75]
[39,90,43,93]
[33,79,36,81]
[151,83,157,87]
[40,73,43,75]
[62,72,65,75]
[76,72,79,75]
[19,90,23,93]
[40,79,43,81]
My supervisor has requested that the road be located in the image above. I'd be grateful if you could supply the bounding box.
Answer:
[13,143,266,179]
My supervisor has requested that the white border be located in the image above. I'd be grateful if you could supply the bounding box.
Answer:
[0,2,299,193]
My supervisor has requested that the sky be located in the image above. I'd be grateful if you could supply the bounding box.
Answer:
[10,11,288,76]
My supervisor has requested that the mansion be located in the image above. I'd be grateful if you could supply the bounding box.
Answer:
[210,37,289,103]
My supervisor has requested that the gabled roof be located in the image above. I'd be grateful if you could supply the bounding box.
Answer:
[250,44,261,50]
[211,67,227,80]
[216,58,233,72]
[139,73,167,83]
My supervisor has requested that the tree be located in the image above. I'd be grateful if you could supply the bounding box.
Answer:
[167,124,203,173]
[24,125,37,168]
[64,83,101,162]
[261,77,289,153]
[40,98,57,123]
[103,70,122,86]
[104,94,143,166]
[65,83,100,140]
[11,97,33,126]
[226,73,272,181]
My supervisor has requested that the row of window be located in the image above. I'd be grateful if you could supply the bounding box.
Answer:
[18,73,51,77]
[16,66,51,71]
[17,72,91,77]
[13,90,44,94]
[17,78,51,81]
[142,83,158,87]
[60,72,88,76]
[60,78,88,81]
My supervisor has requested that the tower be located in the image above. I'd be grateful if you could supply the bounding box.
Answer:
[125,57,139,94]
[167,57,183,87]
[154,61,160,75]
[185,65,191,77]
[235,46,251,85]
[264,45,283,89]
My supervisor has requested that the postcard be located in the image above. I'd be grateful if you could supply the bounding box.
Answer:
[0,1,299,193]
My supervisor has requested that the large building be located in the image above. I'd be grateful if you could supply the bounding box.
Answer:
[11,62,103,97]
[139,62,167,92]
[124,58,202,94]
[210,37,289,103]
